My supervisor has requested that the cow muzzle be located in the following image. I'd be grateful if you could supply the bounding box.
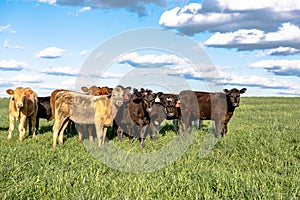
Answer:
[233,103,239,107]
[16,102,23,108]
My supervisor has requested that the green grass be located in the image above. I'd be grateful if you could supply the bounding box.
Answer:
[0,97,299,199]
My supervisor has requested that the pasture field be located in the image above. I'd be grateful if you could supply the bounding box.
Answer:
[0,97,299,199]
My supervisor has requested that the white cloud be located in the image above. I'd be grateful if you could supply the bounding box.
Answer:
[35,47,69,59]
[249,59,300,77]
[3,40,24,49]
[258,47,300,57]
[159,0,300,35]
[117,52,187,67]
[204,23,300,50]
[0,24,15,33]
[80,50,91,55]
[0,25,11,32]
[10,74,43,83]
[0,60,27,71]
[40,66,79,76]
[38,0,56,5]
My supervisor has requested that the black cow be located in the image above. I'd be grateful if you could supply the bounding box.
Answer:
[158,93,181,132]
[179,88,246,137]
[126,88,156,147]
[35,96,52,133]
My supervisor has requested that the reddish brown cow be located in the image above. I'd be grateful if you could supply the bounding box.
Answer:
[6,87,38,141]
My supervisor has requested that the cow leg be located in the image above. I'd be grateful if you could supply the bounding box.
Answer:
[30,112,37,137]
[214,120,222,138]
[172,119,179,133]
[76,124,84,142]
[87,125,95,142]
[150,122,158,140]
[7,115,15,140]
[53,117,68,148]
[95,124,104,148]
[35,116,40,134]
[117,126,124,141]
[140,125,148,148]
[18,116,27,142]
[58,122,69,146]
[221,122,228,137]
[102,127,108,146]
[28,117,32,135]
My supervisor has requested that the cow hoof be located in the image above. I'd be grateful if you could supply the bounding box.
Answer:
[150,135,157,141]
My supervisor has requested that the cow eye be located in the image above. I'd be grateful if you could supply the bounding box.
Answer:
[12,97,15,101]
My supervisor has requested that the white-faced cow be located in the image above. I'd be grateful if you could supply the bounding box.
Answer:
[6,87,38,141]
[52,86,124,148]
[179,88,246,137]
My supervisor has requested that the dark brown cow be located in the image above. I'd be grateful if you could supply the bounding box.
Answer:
[52,86,124,148]
[6,87,38,141]
[179,88,246,137]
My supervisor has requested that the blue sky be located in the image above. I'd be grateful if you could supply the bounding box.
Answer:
[1,0,300,97]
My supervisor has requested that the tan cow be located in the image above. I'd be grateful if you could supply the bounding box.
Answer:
[6,87,38,141]
[52,86,124,148]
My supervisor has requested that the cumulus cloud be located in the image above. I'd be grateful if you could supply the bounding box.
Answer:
[249,59,300,77]
[221,73,291,90]
[159,0,300,35]
[0,60,27,71]
[40,66,79,76]
[204,23,300,50]
[258,47,300,57]
[35,47,69,59]
[117,52,188,68]
[39,0,170,17]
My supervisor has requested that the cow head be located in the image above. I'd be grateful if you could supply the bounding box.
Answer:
[6,87,34,108]
[116,85,132,100]
[81,86,102,96]
[224,88,247,107]
[133,88,156,113]
[158,93,178,117]
[111,86,125,107]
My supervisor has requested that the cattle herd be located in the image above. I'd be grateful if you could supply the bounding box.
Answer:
[5,86,246,148]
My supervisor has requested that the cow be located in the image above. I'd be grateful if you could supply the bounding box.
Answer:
[157,93,181,132]
[81,85,113,96]
[149,92,167,140]
[127,88,156,147]
[179,88,247,138]
[112,85,132,141]
[52,86,124,148]
[36,96,52,133]
[6,87,38,141]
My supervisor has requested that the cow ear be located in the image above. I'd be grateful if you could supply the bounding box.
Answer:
[240,88,247,94]
[81,87,89,92]
[25,88,34,95]
[223,89,230,94]
[156,92,164,99]
[6,89,14,95]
